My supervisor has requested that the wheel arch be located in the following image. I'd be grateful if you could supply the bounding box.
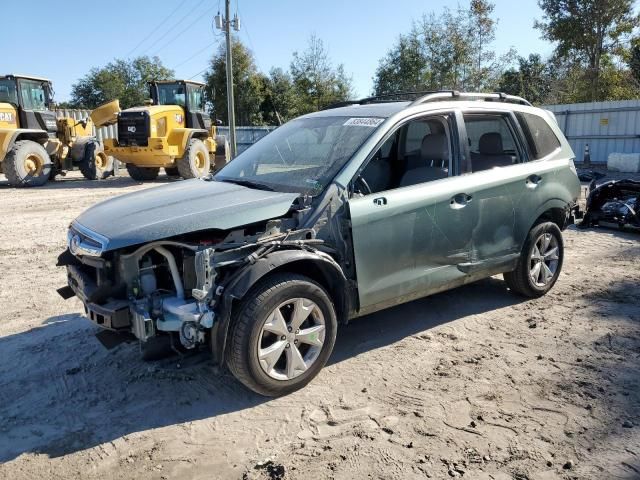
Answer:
[213,249,351,364]
[530,199,571,231]
[1,129,49,160]
[167,128,209,155]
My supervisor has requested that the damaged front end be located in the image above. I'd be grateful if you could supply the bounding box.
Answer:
[580,179,640,231]
[57,214,333,357]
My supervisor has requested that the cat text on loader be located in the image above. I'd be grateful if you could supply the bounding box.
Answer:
[97,80,228,181]
[0,74,113,187]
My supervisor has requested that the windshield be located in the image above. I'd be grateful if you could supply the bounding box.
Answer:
[0,79,18,105]
[19,79,48,111]
[215,116,383,194]
[157,83,185,107]
[186,84,205,112]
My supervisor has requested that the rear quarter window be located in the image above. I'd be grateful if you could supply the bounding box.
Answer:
[516,112,561,160]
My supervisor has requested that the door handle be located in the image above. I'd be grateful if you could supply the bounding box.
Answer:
[526,174,543,188]
[450,193,472,209]
[373,197,387,206]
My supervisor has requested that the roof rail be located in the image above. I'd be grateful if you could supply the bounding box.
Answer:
[322,90,443,110]
[322,90,532,111]
[409,91,532,107]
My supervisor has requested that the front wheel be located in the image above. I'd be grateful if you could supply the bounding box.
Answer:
[227,273,337,396]
[177,139,210,179]
[3,140,51,187]
[504,221,564,298]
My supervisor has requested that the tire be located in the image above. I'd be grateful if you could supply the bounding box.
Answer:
[126,164,160,181]
[177,138,210,179]
[504,221,564,298]
[164,167,180,177]
[213,135,230,171]
[78,140,114,180]
[227,273,338,397]
[3,140,51,187]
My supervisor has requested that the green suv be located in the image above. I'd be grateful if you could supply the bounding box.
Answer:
[58,91,581,396]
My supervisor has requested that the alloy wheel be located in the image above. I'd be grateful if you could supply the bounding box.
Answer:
[529,232,559,287]
[257,298,326,381]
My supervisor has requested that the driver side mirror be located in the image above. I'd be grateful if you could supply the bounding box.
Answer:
[215,119,223,126]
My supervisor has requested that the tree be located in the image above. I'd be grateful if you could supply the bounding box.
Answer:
[628,37,640,85]
[373,1,508,95]
[70,56,174,109]
[535,0,639,101]
[373,33,426,95]
[261,67,297,124]
[498,54,552,104]
[290,35,353,113]
[204,38,266,125]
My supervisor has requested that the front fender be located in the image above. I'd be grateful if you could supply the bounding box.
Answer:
[212,248,349,364]
[167,128,209,155]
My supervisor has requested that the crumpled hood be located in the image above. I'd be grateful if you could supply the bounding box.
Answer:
[73,179,300,252]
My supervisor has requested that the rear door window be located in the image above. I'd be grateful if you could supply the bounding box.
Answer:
[516,112,561,160]
[463,114,523,173]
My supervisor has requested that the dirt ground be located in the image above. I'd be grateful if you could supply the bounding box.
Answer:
[0,170,639,480]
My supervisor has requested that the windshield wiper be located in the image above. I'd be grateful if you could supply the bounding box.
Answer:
[218,178,275,191]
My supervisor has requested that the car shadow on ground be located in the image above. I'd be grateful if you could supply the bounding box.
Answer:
[0,175,177,190]
[0,278,524,462]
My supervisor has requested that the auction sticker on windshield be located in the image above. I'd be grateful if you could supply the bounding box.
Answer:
[343,117,384,127]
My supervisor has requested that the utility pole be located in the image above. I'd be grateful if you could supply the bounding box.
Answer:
[214,1,240,158]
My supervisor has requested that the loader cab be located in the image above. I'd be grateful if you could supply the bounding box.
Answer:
[0,75,58,133]
[149,80,211,130]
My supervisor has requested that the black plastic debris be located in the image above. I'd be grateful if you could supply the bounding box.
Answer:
[580,179,640,231]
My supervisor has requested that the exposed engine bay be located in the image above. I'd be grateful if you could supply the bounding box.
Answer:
[57,209,346,355]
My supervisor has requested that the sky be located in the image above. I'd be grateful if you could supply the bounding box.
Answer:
[1,0,554,102]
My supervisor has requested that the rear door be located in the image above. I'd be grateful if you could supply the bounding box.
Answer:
[456,111,527,270]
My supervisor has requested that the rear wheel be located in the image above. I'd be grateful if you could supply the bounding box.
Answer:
[78,140,114,180]
[4,140,51,187]
[126,164,160,181]
[504,221,564,298]
[227,273,337,397]
[177,138,210,179]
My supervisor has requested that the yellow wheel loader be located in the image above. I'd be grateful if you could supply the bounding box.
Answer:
[95,80,228,182]
[0,74,113,187]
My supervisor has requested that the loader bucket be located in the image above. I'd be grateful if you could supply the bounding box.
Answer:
[90,100,121,128]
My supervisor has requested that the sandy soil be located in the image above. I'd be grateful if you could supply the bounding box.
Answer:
[0,171,639,480]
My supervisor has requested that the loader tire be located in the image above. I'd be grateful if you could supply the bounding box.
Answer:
[213,134,230,171]
[177,138,210,179]
[126,164,160,181]
[4,140,51,187]
[79,140,114,180]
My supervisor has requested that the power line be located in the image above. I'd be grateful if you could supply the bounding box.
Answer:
[189,68,208,80]
[150,5,216,56]
[141,0,208,55]
[125,0,191,58]
[171,40,218,70]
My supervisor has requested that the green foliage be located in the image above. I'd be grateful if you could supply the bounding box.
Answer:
[373,1,513,95]
[535,0,640,100]
[290,35,353,113]
[203,35,352,125]
[498,54,552,105]
[69,56,174,109]
[204,39,266,125]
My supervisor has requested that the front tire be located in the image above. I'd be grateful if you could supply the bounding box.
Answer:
[126,164,160,181]
[4,140,51,187]
[78,140,114,180]
[227,273,337,397]
[504,221,564,298]
[177,139,210,179]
